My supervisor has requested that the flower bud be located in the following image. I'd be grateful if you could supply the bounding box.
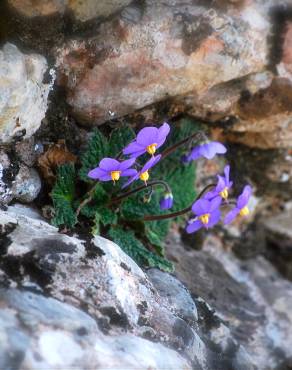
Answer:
[159,193,173,210]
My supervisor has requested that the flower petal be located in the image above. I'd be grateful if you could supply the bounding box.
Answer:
[141,155,161,172]
[191,199,211,216]
[98,174,112,181]
[237,185,252,209]
[122,173,139,188]
[99,158,120,171]
[215,175,226,192]
[88,167,107,179]
[208,209,221,227]
[210,196,222,212]
[200,142,227,159]
[123,142,145,156]
[119,158,136,170]
[203,190,217,200]
[224,208,240,224]
[157,122,170,147]
[224,165,230,184]
[137,127,159,146]
[186,220,202,233]
[187,147,201,161]
[121,169,138,177]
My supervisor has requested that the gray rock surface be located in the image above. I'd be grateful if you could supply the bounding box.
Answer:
[166,231,292,370]
[263,209,292,280]
[0,43,54,143]
[0,206,262,370]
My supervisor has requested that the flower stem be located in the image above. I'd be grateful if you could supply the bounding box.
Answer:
[110,180,172,204]
[76,185,97,218]
[161,131,204,159]
[143,183,216,221]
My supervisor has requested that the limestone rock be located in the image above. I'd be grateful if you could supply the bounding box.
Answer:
[68,0,132,22]
[0,206,259,369]
[0,43,54,143]
[8,0,132,21]
[263,209,292,280]
[166,231,292,370]
[56,0,270,124]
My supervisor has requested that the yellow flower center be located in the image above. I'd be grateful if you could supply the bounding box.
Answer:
[146,143,157,155]
[239,206,249,217]
[139,170,149,182]
[219,187,229,200]
[111,170,121,182]
[198,213,210,225]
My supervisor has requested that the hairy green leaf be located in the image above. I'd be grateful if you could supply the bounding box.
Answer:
[108,126,136,157]
[79,129,109,182]
[108,226,173,272]
[51,163,76,228]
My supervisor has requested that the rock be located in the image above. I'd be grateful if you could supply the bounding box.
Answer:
[147,268,198,323]
[263,209,292,280]
[11,166,41,203]
[8,0,132,21]
[277,22,292,82]
[0,206,260,369]
[56,0,270,124]
[0,161,41,205]
[216,77,292,149]
[166,231,292,370]
[68,0,132,22]
[7,0,66,17]
[0,150,13,204]
[0,43,54,143]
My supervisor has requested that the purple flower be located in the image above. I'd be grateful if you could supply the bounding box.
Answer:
[204,165,233,203]
[186,197,221,234]
[186,141,227,161]
[123,123,170,158]
[88,158,136,182]
[224,185,252,224]
[159,193,173,210]
[122,155,161,188]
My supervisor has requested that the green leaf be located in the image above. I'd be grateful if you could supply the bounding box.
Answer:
[108,226,173,272]
[145,219,169,251]
[152,118,198,215]
[98,207,118,226]
[79,184,109,218]
[92,213,101,235]
[79,129,109,182]
[108,126,136,157]
[51,163,77,228]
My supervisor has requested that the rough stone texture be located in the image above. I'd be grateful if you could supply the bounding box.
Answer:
[263,208,292,280]
[214,77,292,149]
[166,231,292,370]
[0,43,54,143]
[56,0,270,125]
[277,22,292,82]
[0,206,265,370]
[0,159,41,205]
[8,0,132,21]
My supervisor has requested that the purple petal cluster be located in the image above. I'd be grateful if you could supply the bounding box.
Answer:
[186,141,227,161]
[86,122,253,236]
[123,155,161,188]
[204,165,233,203]
[224,185,252,224]
[88,158,136,182]
[186,197,221,233]
[123,123,170,158]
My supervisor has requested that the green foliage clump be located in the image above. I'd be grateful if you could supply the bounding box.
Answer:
[51,163,77,228]
[51,120,200,271]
